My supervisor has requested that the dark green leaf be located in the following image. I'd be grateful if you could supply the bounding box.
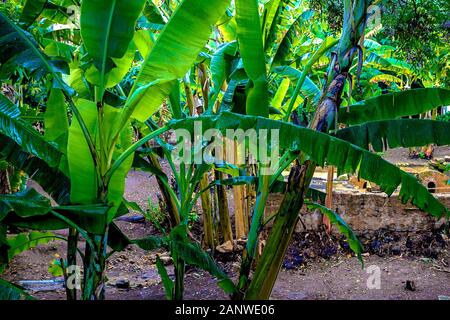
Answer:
[335,119,450,152]
[339,88,450,125]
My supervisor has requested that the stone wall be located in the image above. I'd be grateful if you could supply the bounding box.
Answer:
[265,191,450,234]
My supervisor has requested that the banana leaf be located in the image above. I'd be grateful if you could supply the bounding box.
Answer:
[339,88,450,125]
[169,112,449,218]
[335,119,450,152]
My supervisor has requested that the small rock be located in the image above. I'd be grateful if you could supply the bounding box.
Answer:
[159,254,173,266]
[391,246,401,255]
[405,280,416,291]
[283,261,296,270]
[115,278,130,289]
[216,240,233,253]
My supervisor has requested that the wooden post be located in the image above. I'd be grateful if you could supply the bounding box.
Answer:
[215,169,233,243]
[233,140,247,239]
[199,174,215,249]
[323,166,334,233]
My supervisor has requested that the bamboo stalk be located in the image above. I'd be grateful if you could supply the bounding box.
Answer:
[215,169,233,243]
[233,140,247,239]
[199,173,215,249]
[323,166,334,233]
[0,168,11,194]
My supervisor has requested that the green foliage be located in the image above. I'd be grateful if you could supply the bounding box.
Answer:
[0,92,62,168]
[0,278,34,300]
[127,0,231,122]
[19,0,47,27]
[170,112,449,218]
[380,0,450,73]
[6,231,59,261]
[80,0,145,94]
[335,119,450,152]
[339,88,450,125]
[305,201,363,265]
[0,12,70,87]
[0,0,448,302]
[155,255,174,300]
[235,0,269,117]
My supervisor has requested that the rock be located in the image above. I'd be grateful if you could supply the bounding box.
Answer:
[286,291,309,300]
[115,278,130,289]
[159,253,173,266]
[405,280,416,291]
[216,240,233,253]
[391,246,401,255]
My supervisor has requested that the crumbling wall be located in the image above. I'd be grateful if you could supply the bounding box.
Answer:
[265,191,450,233]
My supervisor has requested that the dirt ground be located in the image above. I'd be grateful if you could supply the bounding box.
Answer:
[2,148,450,300]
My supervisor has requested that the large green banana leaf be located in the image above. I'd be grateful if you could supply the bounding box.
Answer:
[126,0,231,122]
[0,279,34,300]
[19,0,47,27]
[0,93,62,169]
[271,10,315,66]
[272,65,321,105]
[44,88,69,152]
[169,112,449,218]
[208,41,238,111]
[235,0,268,117]
[0,13,69,83]
[84,41,136,90]
[67,100,133,217]
[67,99,98,204]
[304,201,363,264]
[80,0,145,87]
[0,134,69,204]
[335,119,450,152]
[0,12,72,94]
[0,94,20,119]
[103,107,134,221]
[262,0,282,49]
[339,88,450,125]
[0,188,109,234]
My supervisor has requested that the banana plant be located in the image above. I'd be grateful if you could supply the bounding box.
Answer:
[187,0,450,300]
[0,0,234,300]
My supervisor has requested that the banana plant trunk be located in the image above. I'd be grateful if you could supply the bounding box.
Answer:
[215,170,233,243]
[244,0,372,300]
[66,228,78,300]
[82,230,109,300]
[146,152,180,227]
[200,174,215,249]
[0,168,10,194]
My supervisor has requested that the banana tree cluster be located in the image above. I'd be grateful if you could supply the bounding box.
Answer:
[0,0,449,301]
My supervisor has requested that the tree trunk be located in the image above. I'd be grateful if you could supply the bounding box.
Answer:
[199,173,215,249]
[0,169,11,194]
[244,0,372,300]
[215,170,233,243]
[82,231,108,300]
